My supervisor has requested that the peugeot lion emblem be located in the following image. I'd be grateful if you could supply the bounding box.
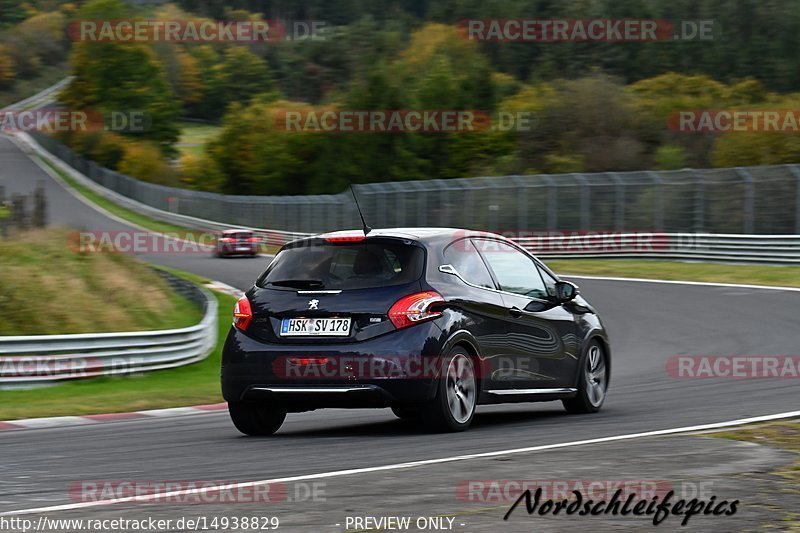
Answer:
[308,299,320,310]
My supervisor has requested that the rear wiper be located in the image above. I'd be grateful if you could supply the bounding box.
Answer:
[268,279,326,289]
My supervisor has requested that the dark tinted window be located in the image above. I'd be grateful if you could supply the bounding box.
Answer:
[223,232,253,240]
[444,240,495,289]
[474,239,548,299]
[258,240,424,290]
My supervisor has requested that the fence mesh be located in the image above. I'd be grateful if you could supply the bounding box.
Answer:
[32,133,800,235]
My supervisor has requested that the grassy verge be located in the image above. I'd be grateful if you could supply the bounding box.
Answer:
[0,271,235,420]
[175,120,221,160]
[546,259,800,289]
[0,229,201,335]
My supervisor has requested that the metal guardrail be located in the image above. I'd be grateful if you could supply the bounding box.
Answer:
[0,77,72,113]
[27,130,800,236]
[19,131,800,264]
[516,232,800,264]
[0,272,218,389]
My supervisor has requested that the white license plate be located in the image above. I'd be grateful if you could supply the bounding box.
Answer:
[280,317,351,337]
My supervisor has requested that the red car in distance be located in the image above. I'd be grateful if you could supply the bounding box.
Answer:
[215,230,261,258]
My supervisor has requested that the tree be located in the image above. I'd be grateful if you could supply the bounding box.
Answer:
[208,99,321,195]
[0,0,27,28]
[206,46,275,118]
[0,44,14,88]
[117,142,176,185]
[62,0,180,151]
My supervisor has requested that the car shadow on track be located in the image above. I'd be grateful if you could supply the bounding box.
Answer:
[267,408,569,438]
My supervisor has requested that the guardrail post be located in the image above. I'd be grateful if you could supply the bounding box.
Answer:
[488,185,498,230]
[572,173,591,230]
[736,167,755,234]
[609,173,625,231]
[511,176,528,232]
[694,174,705,233]
[542,176,557,230]
[647,171,664,231]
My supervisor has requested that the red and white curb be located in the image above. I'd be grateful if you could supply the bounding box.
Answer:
[0,403,227,432]
[204,281,245,298]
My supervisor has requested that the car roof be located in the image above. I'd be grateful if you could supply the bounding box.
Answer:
[293,228,509,245]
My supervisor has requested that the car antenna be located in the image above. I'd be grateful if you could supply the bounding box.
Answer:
[350,185,372,236]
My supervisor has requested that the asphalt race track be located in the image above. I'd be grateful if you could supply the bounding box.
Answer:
[1,134,799,530]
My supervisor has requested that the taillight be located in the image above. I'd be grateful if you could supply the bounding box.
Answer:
[220,237,234,243]
[233,296,252,331]
[247,237,260,243]
[388,291,445,330]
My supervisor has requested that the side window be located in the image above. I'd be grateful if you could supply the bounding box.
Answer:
[444,240,495,289]
[474,239,548,299]
[537,263,558,299]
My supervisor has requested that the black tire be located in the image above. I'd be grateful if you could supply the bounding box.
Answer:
[391,406,422,420]
[228,402,286,436]
[421,347,477,432]
[563,340,608,414]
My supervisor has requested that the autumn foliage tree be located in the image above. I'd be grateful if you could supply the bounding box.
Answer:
[62,1,180,152]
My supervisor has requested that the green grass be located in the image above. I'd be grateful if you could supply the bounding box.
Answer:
[175,120,221,159]
[545,259,800,288]
[0,229,201,335]
[0,287,235,420]
[0,63,69,109]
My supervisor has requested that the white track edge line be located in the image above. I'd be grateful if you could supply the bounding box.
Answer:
[2,409,799,517]
[564,274,800,292]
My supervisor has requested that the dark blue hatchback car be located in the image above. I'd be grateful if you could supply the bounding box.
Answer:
[222,228,610,435]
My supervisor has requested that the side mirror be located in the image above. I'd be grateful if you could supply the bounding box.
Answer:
[554,281,579,303]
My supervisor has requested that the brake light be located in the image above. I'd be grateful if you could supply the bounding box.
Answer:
[247,237,260,243]
[233,296,252,331]
[287,357,330,366]
[324,232,366,243]
[220,237,234,243]
[388,291,445,329]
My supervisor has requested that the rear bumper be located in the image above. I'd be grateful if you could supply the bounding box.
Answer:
[221,323,445,408]
[240,384,395,409]
[218,245,258,255]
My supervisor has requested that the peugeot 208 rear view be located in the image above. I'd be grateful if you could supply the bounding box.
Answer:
[221,228,610,435]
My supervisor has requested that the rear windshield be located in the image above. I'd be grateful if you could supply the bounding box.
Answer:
[257,240,425,290]
[223,232,253,240]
